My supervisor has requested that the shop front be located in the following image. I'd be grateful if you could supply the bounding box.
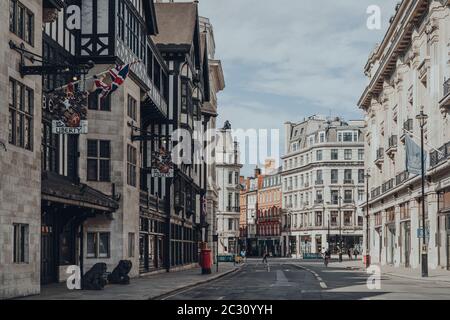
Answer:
[41,172,119,284]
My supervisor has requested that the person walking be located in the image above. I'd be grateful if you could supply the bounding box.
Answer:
[347,248,352,260]
[262,251,269,264]
[354,248,359,260]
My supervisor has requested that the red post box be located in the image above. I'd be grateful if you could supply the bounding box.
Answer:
[200,249,212,274]
[364,255,371,268]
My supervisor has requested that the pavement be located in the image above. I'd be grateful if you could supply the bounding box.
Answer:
[160,258,450,300]
[21,263,240,300]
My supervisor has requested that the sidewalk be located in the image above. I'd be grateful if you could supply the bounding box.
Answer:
[21,263,241,300]
[325,259,450,284]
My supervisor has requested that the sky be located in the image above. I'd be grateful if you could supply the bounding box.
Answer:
[191,0,395,176]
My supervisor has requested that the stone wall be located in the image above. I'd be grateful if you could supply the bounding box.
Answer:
[0,0,43,299]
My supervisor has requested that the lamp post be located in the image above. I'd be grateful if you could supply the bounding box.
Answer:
[339,195,343,262]
[416,110,429,278]
[364,171,371,268]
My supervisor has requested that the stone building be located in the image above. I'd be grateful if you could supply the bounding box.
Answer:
[281,116,365,257]
[0,0,218,299]
[256,164,282,257]
[215,123,242,255]
[240,168,264,256]
[358,0,450,271]
[0,0,47,299]
[199,16,225,260]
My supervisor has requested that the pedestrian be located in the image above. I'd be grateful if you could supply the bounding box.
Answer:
[347,248,352,260]
[354,248,359,260]
[262,251,268,264]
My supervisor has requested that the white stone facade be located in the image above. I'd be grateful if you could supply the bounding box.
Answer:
[358,0,450,270]
[215,127,242,255]
[281,116,365,257]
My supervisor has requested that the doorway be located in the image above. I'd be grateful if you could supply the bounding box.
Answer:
[404,222,411,268]
[41,213,56,285]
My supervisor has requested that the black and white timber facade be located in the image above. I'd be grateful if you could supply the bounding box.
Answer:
[0,0,215,299]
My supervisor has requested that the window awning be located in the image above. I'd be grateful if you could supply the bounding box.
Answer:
[42,172,119,212]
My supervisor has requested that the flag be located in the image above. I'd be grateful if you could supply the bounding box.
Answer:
[405,134,427,175]
[108,63,130,95]
[93,77,111,99]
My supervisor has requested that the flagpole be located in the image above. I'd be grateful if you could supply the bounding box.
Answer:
[48,60,141,93]
[402,128,444,156]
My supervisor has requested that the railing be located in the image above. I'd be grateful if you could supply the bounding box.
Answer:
[403,119,413,132]
[314,200,324,205]
[376,148,384,160]
[226,206,240,212]
[315,180,323,185]
[430,141,450,167]
[343,199,353,204]
[344,179,354,185]
[396,170,409,186]
[371,186,381,199]
[443,78,450,98]
[331,179,338,184]
[382,179,394,193]
[388,135,398,149]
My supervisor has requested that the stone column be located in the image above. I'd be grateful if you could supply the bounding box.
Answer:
[395,204,401,267]
[410,199,420,269]
[427,192,439,269]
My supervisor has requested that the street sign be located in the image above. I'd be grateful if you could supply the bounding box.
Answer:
[417,228,430,239]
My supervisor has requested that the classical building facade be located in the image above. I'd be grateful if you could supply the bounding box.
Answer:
[256,165,282,257]
[358,0,450,270]
[240,168,264,256]
[199,16,225,260]
[215,124,242,255]
[281,116,365,257]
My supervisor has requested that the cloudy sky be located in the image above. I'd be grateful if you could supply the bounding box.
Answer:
[193,0,395,176]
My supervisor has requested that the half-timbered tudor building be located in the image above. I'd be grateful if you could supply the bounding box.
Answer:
[75,0,169,277]
[152,1,211,270]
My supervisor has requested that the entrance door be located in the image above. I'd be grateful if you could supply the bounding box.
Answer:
[139,234,149,273]
[447,234,450,270]
[404,222,411,268]
[379,234,383,263]
[389,227,395,265]
[41,225,56,284]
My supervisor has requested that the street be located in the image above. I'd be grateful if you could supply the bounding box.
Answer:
[161,259,450,300]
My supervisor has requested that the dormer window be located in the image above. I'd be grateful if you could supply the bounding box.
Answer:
[338,130,359,142]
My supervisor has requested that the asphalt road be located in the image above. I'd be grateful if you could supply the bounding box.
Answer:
[160,259,450,300]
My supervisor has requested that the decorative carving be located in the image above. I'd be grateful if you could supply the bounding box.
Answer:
[43,8,59,23]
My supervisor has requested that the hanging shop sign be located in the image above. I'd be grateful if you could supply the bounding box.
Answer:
[151,146,174,178]
[44,86,88,135]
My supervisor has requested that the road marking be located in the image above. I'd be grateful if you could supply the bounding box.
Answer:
[273,269,292,287]
[291,264,328,290]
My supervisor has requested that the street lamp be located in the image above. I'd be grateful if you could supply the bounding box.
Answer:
[364,171,371,268]
[338,195,343,262]
[416,110,429,278]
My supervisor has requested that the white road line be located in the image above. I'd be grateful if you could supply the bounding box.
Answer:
[291,264,328,290]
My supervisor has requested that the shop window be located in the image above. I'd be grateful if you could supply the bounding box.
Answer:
[13,223,29,264]
[87,232,110,258]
